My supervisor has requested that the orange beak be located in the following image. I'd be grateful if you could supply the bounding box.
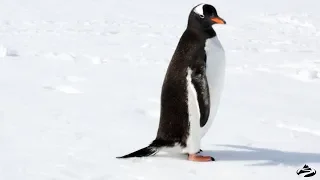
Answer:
[211,17,226,24]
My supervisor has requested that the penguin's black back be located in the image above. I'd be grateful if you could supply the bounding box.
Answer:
[155,28,209,147]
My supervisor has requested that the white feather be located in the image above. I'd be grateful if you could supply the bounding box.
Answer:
[193,3,205,16]
[201,35,226,138]
[182,67,201,154]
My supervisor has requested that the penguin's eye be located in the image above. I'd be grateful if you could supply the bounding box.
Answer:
[199,14,205,18]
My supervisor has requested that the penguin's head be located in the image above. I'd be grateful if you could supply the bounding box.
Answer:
[188,3,226,29]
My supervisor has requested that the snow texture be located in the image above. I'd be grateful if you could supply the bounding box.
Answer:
[0,0,320,180]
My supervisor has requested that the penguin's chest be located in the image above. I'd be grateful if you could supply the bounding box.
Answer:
[201,36,226,136]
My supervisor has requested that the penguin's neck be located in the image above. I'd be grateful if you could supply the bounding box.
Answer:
[187,24,217,39]
[203,26,216,38]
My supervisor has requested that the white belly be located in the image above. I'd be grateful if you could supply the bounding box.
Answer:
[200,36,226,138]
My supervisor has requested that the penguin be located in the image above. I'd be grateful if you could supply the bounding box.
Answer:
[117,3,226,162]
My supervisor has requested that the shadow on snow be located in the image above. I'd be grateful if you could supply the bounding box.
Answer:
[203,144,320,166]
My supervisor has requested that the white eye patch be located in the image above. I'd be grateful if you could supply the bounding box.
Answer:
[193,3,205,17]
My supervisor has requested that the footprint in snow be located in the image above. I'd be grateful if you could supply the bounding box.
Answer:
[109,30,120,34]
[135,107,159,119]
[0,45,19,57]
[63,76,87,83]
[43,85,82,94]
[44,52,76,61]
[0,46,7,57]
[148,98,160,104]
[59,169,81,179]
[83,55,108,64]
[293,69,320,81]
[277,122,320,137]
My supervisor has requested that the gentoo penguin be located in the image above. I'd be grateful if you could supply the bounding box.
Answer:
[117,3,226,162]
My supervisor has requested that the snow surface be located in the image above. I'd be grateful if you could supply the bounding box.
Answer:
[1,0,320,179]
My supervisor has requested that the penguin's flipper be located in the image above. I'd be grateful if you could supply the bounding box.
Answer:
[190,66,210,128]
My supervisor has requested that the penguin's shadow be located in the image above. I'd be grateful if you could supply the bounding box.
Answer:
[154,144,320,166]
[202,144,320,166]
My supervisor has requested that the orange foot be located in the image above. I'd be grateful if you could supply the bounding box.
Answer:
[188,154,215,162]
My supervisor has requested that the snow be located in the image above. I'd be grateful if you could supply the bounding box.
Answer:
[0,0,320,179]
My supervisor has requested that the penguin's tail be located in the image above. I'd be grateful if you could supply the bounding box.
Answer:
[116,139,175,159]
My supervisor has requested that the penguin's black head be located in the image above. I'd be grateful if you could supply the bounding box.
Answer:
[188,3,226,30]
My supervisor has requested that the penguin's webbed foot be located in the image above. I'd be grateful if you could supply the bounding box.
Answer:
[188,154,215,162]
